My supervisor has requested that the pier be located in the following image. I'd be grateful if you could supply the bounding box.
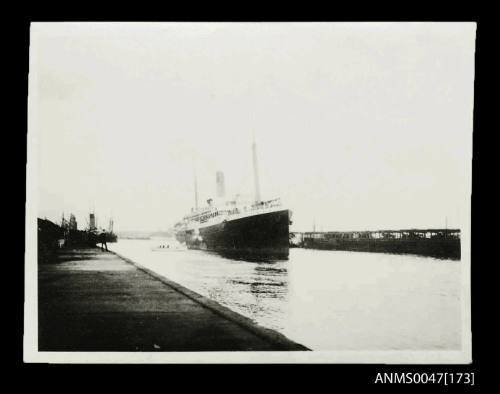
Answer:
[290,229,461,260]
[38,247,308,351]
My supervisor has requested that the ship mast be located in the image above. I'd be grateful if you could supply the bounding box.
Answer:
[252,135,261,204]
[194,168,199,211]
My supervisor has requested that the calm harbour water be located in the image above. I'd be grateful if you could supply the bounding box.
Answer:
[108,238,461,351]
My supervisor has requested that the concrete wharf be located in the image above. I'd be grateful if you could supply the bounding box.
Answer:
[38,248,308,351]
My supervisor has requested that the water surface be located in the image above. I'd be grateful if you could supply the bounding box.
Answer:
[109,238,461,350]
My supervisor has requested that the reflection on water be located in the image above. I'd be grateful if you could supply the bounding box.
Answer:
[206,248,289,263]
[109,238,461,351]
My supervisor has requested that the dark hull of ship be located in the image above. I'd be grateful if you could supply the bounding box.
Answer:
[176,209,290,259]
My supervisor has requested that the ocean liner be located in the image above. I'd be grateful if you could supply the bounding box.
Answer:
[174,140,291,259]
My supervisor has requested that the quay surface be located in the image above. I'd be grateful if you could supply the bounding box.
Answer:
[38,248,308,351]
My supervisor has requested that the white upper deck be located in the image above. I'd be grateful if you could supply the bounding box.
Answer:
[176,198,285,231]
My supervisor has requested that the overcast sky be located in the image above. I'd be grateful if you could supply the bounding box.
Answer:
[30,22,475,232]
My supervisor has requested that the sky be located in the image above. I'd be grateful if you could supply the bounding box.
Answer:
[29,22,476,232]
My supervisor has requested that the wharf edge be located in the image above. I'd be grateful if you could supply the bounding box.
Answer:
[38,246,309,352]
[110,249,310,351]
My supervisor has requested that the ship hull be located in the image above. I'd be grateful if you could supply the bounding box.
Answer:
[176,209,290,259]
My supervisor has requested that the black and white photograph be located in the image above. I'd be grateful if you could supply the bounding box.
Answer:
[24,22,475,364]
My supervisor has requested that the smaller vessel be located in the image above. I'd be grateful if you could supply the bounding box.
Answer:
[105,218,118,243]
[86,213,117,243]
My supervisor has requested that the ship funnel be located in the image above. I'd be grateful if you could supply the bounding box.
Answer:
[216,171,225,199]
[252,136,261,204]
[89,213,96,231]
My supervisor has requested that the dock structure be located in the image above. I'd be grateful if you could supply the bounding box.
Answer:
[291,229,461,260]
[38,248,308,351]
